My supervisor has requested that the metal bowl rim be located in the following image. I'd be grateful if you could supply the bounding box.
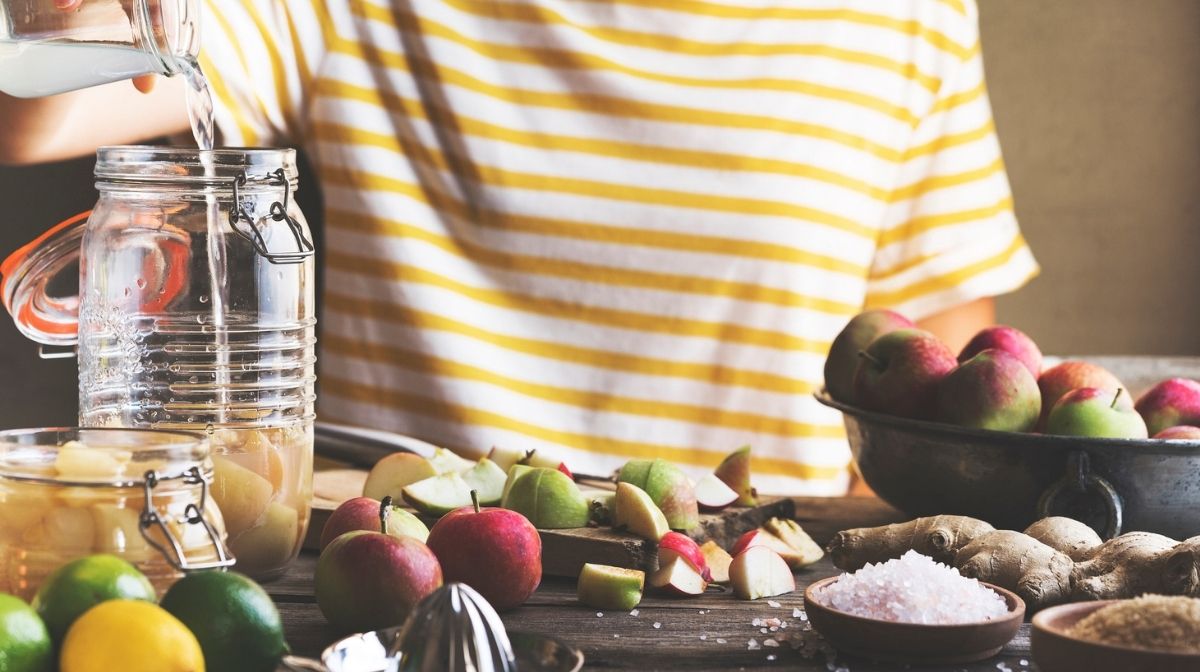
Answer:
[815,391,1200,456]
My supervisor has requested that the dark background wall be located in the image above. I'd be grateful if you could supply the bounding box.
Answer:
[0,0,1197,427]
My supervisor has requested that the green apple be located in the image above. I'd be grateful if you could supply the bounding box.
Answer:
[362,452,437,501]
[1045,387,1148,439]
[612,482,670,541]
[428,448,475,474]
[319,496,430,550]
[462,458,507,506]
[576,563,644,611]
[713,446,756,506]
[502,468,590,529]
[402,472,474,516]
[616,459,699,531]
[500,464,535,508]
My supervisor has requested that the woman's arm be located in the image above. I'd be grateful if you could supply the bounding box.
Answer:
[0,76,190,165]
[916,297,996,354]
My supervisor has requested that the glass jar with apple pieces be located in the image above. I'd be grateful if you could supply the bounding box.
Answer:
[0,427,232,601]
[0,146,318,580]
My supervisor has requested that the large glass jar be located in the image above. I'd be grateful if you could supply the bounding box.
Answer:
[0,427,231,600]
[1,147,316,580]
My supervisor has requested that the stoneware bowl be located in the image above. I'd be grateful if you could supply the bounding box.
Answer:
[1032,600,1200,672]
[803,576,1025,664]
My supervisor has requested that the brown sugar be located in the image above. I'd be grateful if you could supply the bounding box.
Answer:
[1068,595,1200,653]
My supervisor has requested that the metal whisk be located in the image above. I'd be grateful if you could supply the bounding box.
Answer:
[390,583,518,672]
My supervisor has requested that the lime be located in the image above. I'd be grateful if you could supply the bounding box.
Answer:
[0,593,52,672]
[59,599,204,672]
[159,571,288,672]
[32,554,155,643]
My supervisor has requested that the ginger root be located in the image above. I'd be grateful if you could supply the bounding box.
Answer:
[828,514,1200,609]
[827,515,994,570]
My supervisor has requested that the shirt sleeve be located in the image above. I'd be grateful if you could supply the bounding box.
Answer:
[198,0,330,147]
[864,0,1039,320]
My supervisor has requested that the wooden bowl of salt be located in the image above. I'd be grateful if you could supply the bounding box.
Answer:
[804,577,1025,664]
[1033,599,1200,672]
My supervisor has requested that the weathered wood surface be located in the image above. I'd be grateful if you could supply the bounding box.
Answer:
[272,497,1040,670]
[304,468,794,578]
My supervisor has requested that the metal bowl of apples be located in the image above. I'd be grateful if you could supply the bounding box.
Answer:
[817,355,1200,540]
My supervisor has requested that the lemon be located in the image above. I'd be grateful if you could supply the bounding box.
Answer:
[32,554,155,643]
[0,593,52,672]
[160,571,289,672]
[60,599,204,672]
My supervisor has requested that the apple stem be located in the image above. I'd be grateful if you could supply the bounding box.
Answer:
[379,496,392,535]
[858,350,883,370]
[1111,388,1124,409]
[470,489,481,514]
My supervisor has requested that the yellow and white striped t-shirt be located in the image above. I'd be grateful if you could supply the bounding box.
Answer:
[201,0,1037,495]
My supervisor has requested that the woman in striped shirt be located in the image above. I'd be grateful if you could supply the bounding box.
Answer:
[0,0,1036,494]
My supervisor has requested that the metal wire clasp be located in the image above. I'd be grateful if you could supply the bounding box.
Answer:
[228,168,315,264]
[139,467,236,572]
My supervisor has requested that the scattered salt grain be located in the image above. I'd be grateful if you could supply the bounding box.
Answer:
[1019,661,1029,667]
[716,638,728,644]
[653,622,662,629]
[629,609,639,616]
[764,617,781,627]
[699,635,707,640]
[752,618,763,626]
[814,550,1008,625]
[767,654,777,661]
[767,600,782,608]
[792,608,803,617]
[764,638,780,648]
[596,612,603,617]
[748,638,761,650]
[613,634,619,638]
[760,627,768,634]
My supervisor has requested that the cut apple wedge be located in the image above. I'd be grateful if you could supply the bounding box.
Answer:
[362,452,437,501]
[612,482,670,541]
[658,531,711,582]
[461,458,507,506]
[700,540,733,584]
[577,563,645,610]
[586,491,615,525]
[428,447,475,475]
[485,445,525,473]
[649,557,708,597]
[519,448,573,480]
[713,445,756,506]
[694,472,739,512]
[730,545,795,600]
[732,518,823,569]
[500,464,535,508]
[402,472,474,516]
[502,468,590,529]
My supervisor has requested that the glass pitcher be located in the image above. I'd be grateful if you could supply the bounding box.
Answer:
[0,0,199,98]
[1,146,316,580]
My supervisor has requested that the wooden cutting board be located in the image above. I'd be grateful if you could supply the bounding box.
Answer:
[304,468,796,578]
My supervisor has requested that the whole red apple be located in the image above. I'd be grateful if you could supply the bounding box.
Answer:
[958,325,1042,377]
[1036,361,1125,429]
[1045,387,1148,439]
[1135,378,1200,437]
[823,309,914,403]
[319,496,429,550]
[852,328,956,419]
[315,530,443,633]
[426,493,542,611]
[937,349,1040,431]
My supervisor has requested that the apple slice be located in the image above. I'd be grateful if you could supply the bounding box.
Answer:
[658,531,711,582]
[694,472,739,512]
[210,455,274,536]
[713,445,756,506]
[428,447,475,475]
[577,563,645,610]
[649,557,707,597]
[700,540,733,584]
[363,452,437,501]
[732,518,823,569]
[730,545,795,600]
[486,445,526,472]
[402,472,474,516]
[612,482,670,541]
[519,448,573,480]
[500,464,535,508]
[461,458,507,506]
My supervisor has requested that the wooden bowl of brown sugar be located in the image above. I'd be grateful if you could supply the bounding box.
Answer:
[1032,597,1200,672]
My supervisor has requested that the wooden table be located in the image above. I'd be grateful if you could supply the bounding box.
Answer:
[269,497,1039,671]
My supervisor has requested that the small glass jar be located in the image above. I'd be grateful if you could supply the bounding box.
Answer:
[0,427,232,600]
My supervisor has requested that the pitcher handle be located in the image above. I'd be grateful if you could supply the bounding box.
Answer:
[0,211,91,347]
